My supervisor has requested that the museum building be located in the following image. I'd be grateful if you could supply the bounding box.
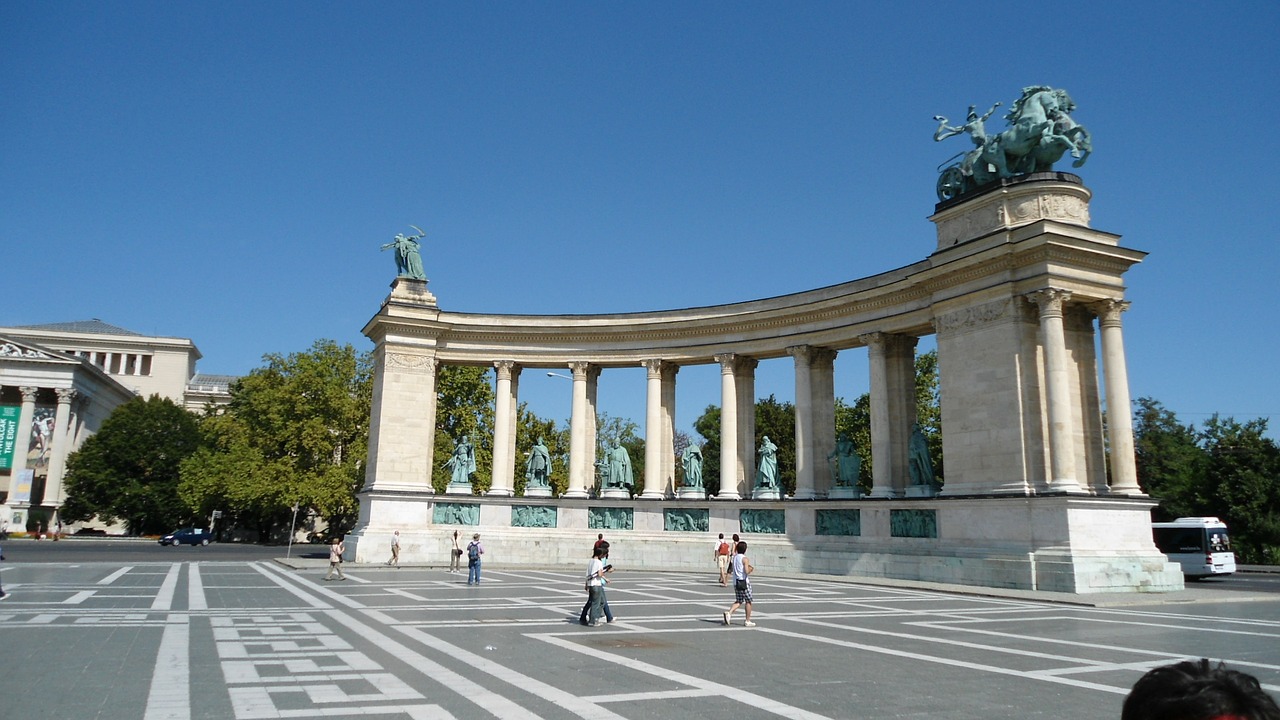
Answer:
[0,319,233,532]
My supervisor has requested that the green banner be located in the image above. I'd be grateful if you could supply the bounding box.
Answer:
[0,405,20,470]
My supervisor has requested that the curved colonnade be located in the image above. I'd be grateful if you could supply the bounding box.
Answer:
[349,176,1184,593]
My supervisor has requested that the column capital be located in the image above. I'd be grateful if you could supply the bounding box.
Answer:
[714,353,737,374]
[641,358,668,377]
[55,387,78,404]
[20,386,39,402]
[568,361,592,379]
[785,345,812,362]
[1026,288,1072,318]
[1092,299,1131,328]
[859,332,886,352]
[493,359,519,380]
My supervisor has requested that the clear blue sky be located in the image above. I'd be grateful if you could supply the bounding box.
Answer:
[3,2,1277,439]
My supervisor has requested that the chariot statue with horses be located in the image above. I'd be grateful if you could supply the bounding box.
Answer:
[932,86,1092,202]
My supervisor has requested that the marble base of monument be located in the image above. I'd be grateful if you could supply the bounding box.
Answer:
[828,487,862,499]
[600,488,632,500]
[445,483,473,496]
[344,494,1183,594]
[523,486,552,498]
[677,487,706,500]
[753,487,781,500]
[905,485,937,498]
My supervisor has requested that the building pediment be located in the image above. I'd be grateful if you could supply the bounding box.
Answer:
[0,336,76,364]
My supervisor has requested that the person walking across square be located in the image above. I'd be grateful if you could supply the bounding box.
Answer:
[466,533,484,585]
[386,530,400,568]
[582,545,607,626]
[325,538,347,581]
[0,540,8,600]
[722,541,754,627]
[714,532,731,585]
[449,530,463,573]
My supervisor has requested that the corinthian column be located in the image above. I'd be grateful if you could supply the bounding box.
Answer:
[1028,289,1081,492]
[565,362,593,498]
[488,360,519,496]
[43,388,77,524]
[714,354,741,500]
[789,346,817,500]
[862,333,896,498]
[640,359,667,499]
[1095,300,1142,494]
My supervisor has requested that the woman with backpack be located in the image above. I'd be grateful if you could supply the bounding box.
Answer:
[466,533,484,585]
[714,533,732,585]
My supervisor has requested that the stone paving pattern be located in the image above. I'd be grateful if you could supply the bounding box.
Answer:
[0,559,1277,719]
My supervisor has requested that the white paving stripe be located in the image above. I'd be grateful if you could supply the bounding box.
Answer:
[189,562,208,610]
[99,566,131,584]
[532,632,835,720]
[143,616,191,720]
[152,563,182,611]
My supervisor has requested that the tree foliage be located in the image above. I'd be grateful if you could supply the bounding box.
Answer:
[514,404,570,496]
[63,395,201,534]
[1134,396,1280,564]
[432,365,495,494]
[179,340,371,540]
[692,396,796,495]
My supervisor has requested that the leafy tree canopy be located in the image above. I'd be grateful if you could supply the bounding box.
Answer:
[63,395,201,535]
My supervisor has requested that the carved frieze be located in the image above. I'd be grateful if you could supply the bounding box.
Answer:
[934,298,1016,334]
[0,343,53,359]
[384,352,437,375]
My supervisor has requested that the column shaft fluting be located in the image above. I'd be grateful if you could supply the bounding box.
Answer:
[641,360,665,498]
[1096,300,1141,494]
[565,362,591,498]
[715,354,741,500]
[488,361,518,496]
[789,346,816,500]
[1030,290,1081,492]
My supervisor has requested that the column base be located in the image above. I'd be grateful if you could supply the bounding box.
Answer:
[637,490,665,500]
[485,488,515,497]
[790,490,821,500]
[712,491,741,501]
[561,489,589,499]
[828,487,862,499]
[867,487,898,499]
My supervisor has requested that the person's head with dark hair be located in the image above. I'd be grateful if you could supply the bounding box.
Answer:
[593,545,607,559]
[736,541,747,554]
[1122,659,1280,720]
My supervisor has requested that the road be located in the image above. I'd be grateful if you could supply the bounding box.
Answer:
[0,543,1277,719]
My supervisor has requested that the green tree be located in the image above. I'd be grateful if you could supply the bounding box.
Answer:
[691,396,796,495]
[179,340,371,540]
[596,412,644,493]
[514,404,570,496]
[432,365,495,494]
[693,405,722,495]
[1133,397,1209,519]
[1199,415,1280,564]
[63,395,202,534]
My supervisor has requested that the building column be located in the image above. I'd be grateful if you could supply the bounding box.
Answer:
[1028,289,1082,492]
[789,346,817,500]
[565,361,592,498]
[488,360,519,497]
[862,333,895,498]
[811,348,837,498]
[43,388,76,525]
[640,360,669,499]
[660,364,679,497]
[1096,299,1142,494]
[887,335,919,495]
[735,358,757,494]
[714,354,741,500]
[5,386,38,504]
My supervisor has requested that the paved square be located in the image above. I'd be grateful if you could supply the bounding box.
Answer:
[1,561,1277,718]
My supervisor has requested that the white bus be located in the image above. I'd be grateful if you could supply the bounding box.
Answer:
[1151,517,1237,578]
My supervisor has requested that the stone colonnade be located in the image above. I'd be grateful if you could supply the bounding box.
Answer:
[349,175,1180,593]
[1,385,89,526]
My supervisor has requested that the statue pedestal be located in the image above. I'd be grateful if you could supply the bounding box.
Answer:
[445,483,473,496]
[752,487,781,500]
[523,486,552,498]
[906,485,937,498]
[828,487,862,500]
[677,487,706,500]
[600,488,631,500]
[388,276,437,306]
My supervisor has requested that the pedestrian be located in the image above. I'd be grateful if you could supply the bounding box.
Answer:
[325,537,346,581]
[582,545,607,626]
[593,533,607,553]
[450,530,463,573]
[0,539,8,600]
[579,541,614,625]
[714,532,732,585]
[386,530,400,567]
[466,533,484,585]
[722,540,755,627]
